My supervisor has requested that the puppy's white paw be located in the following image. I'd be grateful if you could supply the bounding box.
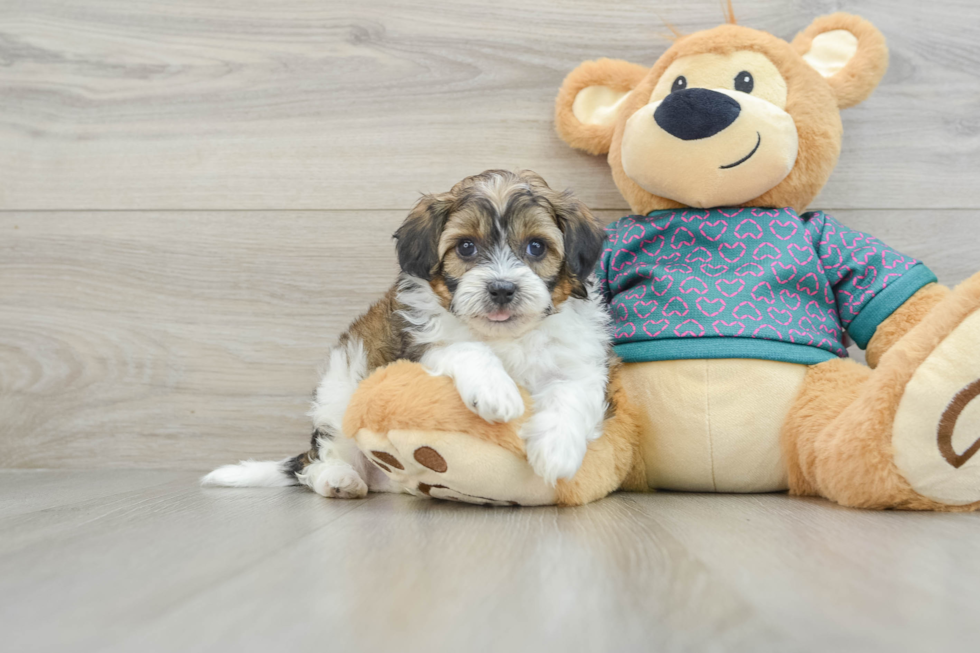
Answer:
[307,463,368,499]
[456,371,525,424]
[522,420,588,486]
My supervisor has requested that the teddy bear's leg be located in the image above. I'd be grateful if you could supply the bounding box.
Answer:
[341,360,641,506]
[783,272,980,510]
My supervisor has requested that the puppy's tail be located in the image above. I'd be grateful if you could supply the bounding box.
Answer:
[200,456,302,488]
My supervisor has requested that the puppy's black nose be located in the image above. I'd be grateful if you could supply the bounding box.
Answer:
[654,88,741,141]
[487,280,517,305]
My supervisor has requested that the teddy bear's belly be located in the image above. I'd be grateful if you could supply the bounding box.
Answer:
[620,358,808,492]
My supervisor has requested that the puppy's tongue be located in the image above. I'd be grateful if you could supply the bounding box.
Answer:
[486,310,512,322]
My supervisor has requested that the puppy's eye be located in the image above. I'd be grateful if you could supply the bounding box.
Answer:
[456,239,477,258]
[526,239,546,258]
[670,76,687,93]
[734,71,754,94]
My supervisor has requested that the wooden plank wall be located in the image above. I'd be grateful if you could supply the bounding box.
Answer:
[1,0,978,469]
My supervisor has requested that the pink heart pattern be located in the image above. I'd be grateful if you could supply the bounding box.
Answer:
[633,300,660,319]
[674,319,705,337]
[719,242,746,263]
[751,281,775,304]
[716,278,746,297]
[679,276,709,295]
[598,208,931,360]
[697,297,727,317]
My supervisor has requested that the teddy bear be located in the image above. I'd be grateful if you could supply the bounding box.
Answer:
[343,12,980,510]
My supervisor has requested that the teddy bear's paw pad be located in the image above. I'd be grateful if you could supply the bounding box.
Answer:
[368,450,404,472]
[352,428,558,506]
[893,309,980,506]
[412,446,448,472]
[418,482,518,507]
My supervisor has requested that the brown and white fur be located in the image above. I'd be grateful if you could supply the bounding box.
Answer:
[202,170,613,498]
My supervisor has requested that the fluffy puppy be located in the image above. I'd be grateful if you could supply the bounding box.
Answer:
[203,169,613,498]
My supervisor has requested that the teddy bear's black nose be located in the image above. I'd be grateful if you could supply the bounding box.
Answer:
[654,88,741,140]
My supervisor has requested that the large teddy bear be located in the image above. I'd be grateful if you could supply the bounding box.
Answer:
[344,12,980,510]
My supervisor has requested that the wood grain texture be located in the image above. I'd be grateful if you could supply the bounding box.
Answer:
[1,0,980,210]
[0,211,399,468]
[1,209,977,469]
[2,471,979,653]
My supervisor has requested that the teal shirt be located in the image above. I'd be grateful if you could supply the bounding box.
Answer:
[598,207,936,365]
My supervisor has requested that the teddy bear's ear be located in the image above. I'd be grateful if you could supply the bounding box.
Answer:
[791,13,888,109]
[555,58,649,155]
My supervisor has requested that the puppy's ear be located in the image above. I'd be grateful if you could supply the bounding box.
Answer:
[394,194,453,279]
[552,191,606,292]
[555,58,649,155]
[791,13,888,109]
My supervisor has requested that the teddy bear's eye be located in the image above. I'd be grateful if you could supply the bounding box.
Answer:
[734,71,754,94]
[670,76,687,93]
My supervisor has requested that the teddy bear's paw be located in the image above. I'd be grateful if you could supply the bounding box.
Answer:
[892,282,980,507]
[353,427,558,506]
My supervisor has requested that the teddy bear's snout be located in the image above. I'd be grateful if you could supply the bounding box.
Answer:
[654,88,741,141]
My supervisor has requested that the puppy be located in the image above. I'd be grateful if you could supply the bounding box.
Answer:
[203,170,614,498]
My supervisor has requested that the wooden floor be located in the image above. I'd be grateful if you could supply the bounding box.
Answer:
[2,470,978,653]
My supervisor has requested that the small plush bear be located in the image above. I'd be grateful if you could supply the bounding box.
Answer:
[346,12,980,510]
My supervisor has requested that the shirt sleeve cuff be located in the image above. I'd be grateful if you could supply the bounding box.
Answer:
[847,264,938,349]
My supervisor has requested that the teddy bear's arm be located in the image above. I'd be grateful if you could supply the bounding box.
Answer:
[805,212,938,355]
[865,283,951,367]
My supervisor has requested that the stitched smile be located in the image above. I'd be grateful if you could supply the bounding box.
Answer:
[720,132,761,169]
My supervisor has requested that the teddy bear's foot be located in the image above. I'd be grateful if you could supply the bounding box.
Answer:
[340,359,556,506]
[890,272,980,506]
[788,271,980,510]
[353,427,558,506]
[341,359,644,507]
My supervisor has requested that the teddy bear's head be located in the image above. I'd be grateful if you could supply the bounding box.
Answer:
[555,12,888,215]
